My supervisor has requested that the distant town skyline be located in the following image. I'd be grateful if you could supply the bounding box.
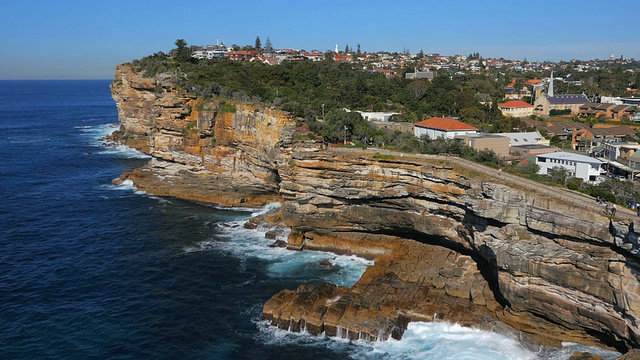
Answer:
[2,0,639,80]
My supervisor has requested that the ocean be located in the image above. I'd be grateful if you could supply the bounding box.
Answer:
[0,80,621,359]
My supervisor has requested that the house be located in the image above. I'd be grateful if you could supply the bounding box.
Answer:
[334,54,353,62]
[192,43,229,59]
[594,125,637,140]
[579,103,615,119]
[225,50,260,61]
[498,100,534,118]
[496,131,549,146]
[571,126,615,152]
[455,134,510,157]
[611,105,632,120]
[405,71,435,80]
[301,51,324,61]
[342,109,400,122]
[536,151,605,182]
[510,144,558,157]
[343,109,400,122]
[414,117,478,139]
[376,69,397,78]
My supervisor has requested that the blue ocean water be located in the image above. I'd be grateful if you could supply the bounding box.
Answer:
[0,80,620,360]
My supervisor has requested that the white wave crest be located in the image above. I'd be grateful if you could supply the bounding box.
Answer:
[349,321,536,360]
[102,179,146,195]
[185,220,371,288]
[251,202,282,217]
[98,144,151,159]
[75,123,118,138]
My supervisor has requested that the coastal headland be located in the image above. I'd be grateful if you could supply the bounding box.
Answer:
[110,64,640,354]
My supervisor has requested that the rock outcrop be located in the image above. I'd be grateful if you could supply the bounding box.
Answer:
[111,65,640,353]
[110,64,292,207]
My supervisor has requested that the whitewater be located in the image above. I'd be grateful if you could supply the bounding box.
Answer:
[0,80,621,359]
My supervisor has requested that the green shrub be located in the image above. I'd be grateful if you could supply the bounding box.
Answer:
[220,102,237,113]
[183,121,199,134]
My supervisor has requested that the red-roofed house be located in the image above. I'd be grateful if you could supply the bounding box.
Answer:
[499,100,534,117]
[225,50,260,61]
[334,54,353,62]
[414,117,478,139]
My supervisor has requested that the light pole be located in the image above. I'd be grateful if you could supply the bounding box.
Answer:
[322,103,325,119]
[344,125,347,145]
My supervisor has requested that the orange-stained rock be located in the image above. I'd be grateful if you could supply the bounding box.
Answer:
[111,64,640,353]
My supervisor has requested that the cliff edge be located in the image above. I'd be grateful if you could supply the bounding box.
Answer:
[110,65,640,353]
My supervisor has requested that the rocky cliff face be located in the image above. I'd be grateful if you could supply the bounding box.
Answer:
[110,64,293,206]
[111,65,640,353]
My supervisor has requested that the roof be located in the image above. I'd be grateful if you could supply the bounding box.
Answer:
[497,131,545,145]
[606,125,636,137]
[545,94,590,105]
[414,117,478,131]
[595,103,614,110]
[512,144,557,150]
[499,100,533,109]
[612,105,630,112]
[579,102,600,110]
[536,151,604,165]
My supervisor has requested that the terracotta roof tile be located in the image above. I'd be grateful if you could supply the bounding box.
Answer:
[414,117,478,131]
[499,100,533,108]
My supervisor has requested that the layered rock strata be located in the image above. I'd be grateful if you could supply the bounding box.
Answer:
[111,65,640,353]
[110,64,292,207]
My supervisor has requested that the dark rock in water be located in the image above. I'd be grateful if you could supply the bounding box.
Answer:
[265,231,278,240]
[244,220,259,229]
[269,240,287,248]
[618,349,640,360]
[569,352,602,360]
[319,259,333,266]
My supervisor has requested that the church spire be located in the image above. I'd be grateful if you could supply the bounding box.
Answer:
[548,70,554,97]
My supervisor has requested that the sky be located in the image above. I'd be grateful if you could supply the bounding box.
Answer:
[2,0,640,79]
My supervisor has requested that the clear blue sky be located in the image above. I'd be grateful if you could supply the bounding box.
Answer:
[2,0,639,79]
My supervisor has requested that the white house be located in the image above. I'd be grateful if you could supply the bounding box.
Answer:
[414,117,478,139]
[343,109,399,122]
[536,151,605,182]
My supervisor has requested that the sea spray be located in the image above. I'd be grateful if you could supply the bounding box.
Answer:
[187,216,372,288]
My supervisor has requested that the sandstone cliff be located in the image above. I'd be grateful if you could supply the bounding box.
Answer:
[111,65,640,353]
[110,64,292,207]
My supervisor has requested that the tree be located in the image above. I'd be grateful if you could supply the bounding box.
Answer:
[357,43,361,56]
[548,166,570,185]
[344,44,350,53]
[255,36,262,50]
[174,39,193,63]
[265,37,273,52]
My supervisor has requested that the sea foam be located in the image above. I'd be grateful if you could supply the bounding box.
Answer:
[352,321,537,360]
[185,215,372,288]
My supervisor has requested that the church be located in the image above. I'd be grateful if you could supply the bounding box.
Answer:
[533,71,589,115]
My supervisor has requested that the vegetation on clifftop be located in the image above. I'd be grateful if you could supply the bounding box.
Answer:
[130,42,508,128]
[126,41,640,207]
